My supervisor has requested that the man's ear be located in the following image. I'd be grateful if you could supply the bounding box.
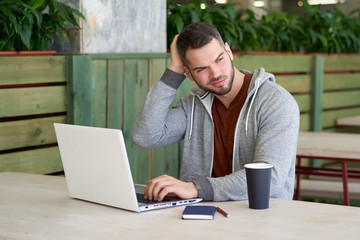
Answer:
[185,67,194,82]
[225,42,234,61]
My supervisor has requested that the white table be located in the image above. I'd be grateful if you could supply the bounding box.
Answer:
[337,115,360,127]
[296,131,360,206]
[0,172,359,240]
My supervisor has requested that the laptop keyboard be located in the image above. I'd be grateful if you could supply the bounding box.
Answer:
[136,193,171,204]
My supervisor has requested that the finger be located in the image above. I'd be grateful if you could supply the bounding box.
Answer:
[151,176,172,201]
[145,175,170,200]
[169,35,185,75]
[157,185,175,201]
[144,185,149,199]
[145,178,156,200]
[170,35,179,47]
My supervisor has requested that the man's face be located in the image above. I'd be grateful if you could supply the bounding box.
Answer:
[184,38,235,96]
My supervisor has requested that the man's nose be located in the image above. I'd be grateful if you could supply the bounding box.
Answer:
[209,65,221,79]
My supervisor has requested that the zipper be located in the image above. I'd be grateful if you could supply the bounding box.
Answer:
[231,74,260,173]
[195,93,214,177]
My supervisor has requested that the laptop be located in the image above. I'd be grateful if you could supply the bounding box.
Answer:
[54,123,202,212]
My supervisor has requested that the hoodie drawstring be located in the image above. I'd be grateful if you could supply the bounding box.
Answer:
[245,78,260,135]
[188,95,195,140]
[189,75,261,138]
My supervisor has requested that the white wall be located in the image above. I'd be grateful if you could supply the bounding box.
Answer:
[55,0,167,54]
[81,0,167,54]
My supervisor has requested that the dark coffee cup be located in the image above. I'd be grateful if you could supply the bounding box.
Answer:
[245,163,273,209]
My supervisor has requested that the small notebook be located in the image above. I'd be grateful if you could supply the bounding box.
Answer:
[182,205,217,220]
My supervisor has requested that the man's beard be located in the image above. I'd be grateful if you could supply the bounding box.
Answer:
[191,62,235,96]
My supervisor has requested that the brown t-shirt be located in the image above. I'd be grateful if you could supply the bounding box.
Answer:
[211,74,252,177]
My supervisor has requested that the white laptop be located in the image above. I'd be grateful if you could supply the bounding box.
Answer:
[54,123,202,212]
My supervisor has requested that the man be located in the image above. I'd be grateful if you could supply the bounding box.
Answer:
[131,22,299,202]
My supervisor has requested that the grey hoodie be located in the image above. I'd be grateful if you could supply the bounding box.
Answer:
[131,67,299,201]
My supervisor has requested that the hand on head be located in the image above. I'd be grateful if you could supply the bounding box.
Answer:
[168,35,186,75]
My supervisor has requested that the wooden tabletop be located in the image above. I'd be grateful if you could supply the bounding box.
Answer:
[337,115,360,127]
[0,172,359,240]
[297,131,360,160]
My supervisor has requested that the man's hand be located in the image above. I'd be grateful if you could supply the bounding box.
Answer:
[168,35,186,75]
[144,174,198,201]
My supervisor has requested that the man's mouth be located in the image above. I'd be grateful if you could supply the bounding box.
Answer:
[210,77,226,87]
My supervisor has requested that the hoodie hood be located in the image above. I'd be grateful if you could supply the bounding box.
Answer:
[241,68,276,134]
[187,68,276,139]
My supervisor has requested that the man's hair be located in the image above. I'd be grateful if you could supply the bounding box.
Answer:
[176,22,225,66]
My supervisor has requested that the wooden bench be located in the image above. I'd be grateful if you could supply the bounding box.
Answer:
[296,131,360,205]
[296,179,360,200]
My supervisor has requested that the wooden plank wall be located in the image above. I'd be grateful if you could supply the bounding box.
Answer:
[234,54,360,169]
[0,56,67,174]
[322,55,360,133]
[234,54,360,133]
[2,53,359,178]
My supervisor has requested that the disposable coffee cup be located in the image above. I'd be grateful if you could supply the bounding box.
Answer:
[244,162,273,210]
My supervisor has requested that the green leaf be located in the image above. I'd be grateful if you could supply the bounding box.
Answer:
[18,24,31,49]
[172,15,184,33]
[52,1,81,28]
[29,0,45,9]
[164,1,360,53]
[190,9,200,23]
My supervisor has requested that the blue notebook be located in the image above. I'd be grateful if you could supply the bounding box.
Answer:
[182,205,217,220]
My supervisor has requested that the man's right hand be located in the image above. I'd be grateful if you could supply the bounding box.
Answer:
[168,35,186,75]
[144,174,199,201]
